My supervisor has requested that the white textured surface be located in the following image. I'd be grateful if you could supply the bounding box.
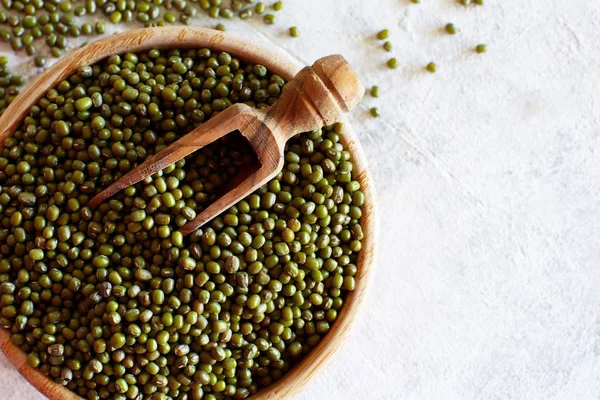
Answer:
[2,0,600,399]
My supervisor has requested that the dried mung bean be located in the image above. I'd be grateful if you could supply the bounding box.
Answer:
[263,13,275,24]
[376,29,389,40]
[255,2,265,14]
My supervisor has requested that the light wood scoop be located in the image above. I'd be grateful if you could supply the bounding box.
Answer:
[87,55,364,235]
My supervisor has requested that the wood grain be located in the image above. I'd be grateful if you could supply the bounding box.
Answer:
[0,27,377,400]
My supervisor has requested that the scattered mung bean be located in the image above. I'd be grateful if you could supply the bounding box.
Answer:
[376,29,389,40]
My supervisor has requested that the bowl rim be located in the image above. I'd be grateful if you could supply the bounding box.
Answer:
[0,27,377,400]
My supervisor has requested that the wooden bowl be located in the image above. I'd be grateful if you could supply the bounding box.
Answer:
[0,27,377,399]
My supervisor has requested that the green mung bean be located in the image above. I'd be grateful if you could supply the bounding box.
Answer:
[263,13,275,24]
[255,2,265,14]
[273,1,283,11]
[376,29,389,40]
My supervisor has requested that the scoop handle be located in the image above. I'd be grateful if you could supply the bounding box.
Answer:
[264,55,364,144]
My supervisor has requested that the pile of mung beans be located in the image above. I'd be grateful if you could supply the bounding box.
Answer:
[0,0,285,61]
[0,46,364,400]
[0,0,290,114]
[0,54,21,112]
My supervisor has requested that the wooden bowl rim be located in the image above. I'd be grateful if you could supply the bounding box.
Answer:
[0,27,377,400]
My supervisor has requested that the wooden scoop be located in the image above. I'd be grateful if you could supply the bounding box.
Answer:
[87,55,364,235]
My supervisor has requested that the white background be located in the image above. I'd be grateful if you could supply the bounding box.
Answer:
[2,0,600,399]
